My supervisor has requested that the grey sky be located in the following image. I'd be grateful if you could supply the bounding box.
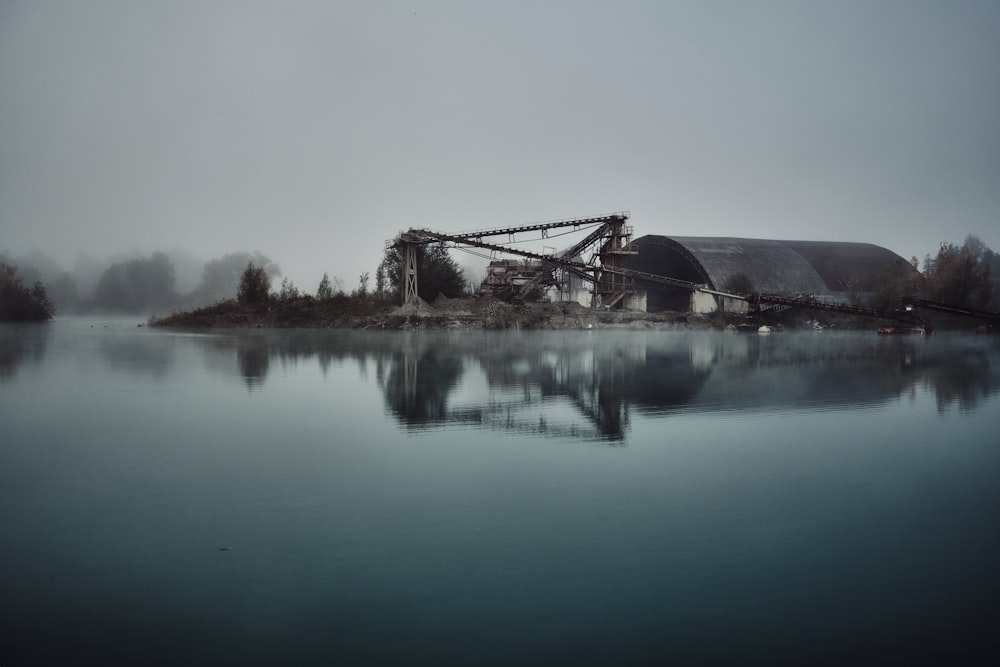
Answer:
[2,0,998,291]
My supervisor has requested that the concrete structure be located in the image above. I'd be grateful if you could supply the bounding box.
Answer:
[558,266,592,307]
[627,236,918,314]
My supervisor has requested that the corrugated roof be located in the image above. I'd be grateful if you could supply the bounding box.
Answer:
[630,236,914,297]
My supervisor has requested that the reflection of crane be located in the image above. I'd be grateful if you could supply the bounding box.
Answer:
[392,213,638,307]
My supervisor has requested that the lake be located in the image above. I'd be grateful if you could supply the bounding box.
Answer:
[2,318,999,665]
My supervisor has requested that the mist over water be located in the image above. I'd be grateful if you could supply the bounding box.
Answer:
[2,320,999,665]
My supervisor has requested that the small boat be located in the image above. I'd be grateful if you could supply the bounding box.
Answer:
[758,325,772,334]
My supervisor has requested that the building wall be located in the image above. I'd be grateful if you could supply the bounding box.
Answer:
[690,291,717,314]
[625,290,647,312]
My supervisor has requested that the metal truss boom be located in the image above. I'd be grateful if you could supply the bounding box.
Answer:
[413,229,595,275]
[902,296,1000,323]
[445,213,627,242]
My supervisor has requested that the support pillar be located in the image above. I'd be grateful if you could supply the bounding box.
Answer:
[595,214,637,309]
[402,240,419,306]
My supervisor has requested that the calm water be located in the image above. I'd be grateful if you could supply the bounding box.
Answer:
[2,318,999,665]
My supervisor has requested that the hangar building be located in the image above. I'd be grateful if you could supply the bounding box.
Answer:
[625,236,918,313]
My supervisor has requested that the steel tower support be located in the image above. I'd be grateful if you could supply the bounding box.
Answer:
[399,233,420,306]
[594,214,637,308]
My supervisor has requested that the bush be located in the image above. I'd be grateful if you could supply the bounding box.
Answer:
[0,262,54,322]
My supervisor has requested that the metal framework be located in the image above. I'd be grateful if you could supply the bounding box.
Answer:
[593,215,638,308]
[902,296,1000,323]
[392,213,635,307]
[398,231,421,305]
[745,292,915,322]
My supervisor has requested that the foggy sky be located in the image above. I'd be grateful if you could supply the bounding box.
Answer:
[2,0,998,292]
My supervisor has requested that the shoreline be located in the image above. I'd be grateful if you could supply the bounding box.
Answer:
[149,295,717,331]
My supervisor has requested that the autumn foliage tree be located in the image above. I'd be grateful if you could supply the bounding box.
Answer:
[921,236,993,309]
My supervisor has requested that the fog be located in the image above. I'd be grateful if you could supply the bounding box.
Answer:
[2,1,999,294]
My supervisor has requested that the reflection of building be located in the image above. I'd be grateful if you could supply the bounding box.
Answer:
[187,329,998,441]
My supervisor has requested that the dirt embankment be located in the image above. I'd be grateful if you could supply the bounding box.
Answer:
[151,295,712,331]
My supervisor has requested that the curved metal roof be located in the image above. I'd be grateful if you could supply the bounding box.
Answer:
[629,236,914,297]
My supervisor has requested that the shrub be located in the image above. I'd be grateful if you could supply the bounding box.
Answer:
[0,262,54,321]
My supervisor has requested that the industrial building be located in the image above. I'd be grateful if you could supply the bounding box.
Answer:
[394,215,920,315]
[625,236,918,313]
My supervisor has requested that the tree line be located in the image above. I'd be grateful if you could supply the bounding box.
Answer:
[0,250,284,319]
[869,235,998,313]
[1,239,471,322]
[229,242,469,308]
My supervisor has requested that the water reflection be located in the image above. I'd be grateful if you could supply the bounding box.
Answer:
[198,334,267,389]
[463,339,667,441]
[187,330,1000,442]
[236,338,269,390]
[9,324,995,440]
[377,339,464,426]
[98,334,176,380]
[0,324,50,382]
[920,347,997,412]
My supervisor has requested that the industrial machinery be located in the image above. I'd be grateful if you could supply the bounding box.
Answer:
[391,213,638,307]
[389,214,1000,330]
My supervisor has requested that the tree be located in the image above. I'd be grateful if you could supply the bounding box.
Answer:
[46,273,81,313]
[375,263,388,297]
[276,277,300,301]
[722,273,755,295]
[921,238,993,308]
[93,252,179,312]
[863,257,922,311]
[317,273,334,300]
[237,262,271,304]
[0,262,54,321]
[190,251,280,305]
[379,242,466,302]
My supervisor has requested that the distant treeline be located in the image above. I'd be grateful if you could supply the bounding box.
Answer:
[0,250,291,319]
[2,240,470,322]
